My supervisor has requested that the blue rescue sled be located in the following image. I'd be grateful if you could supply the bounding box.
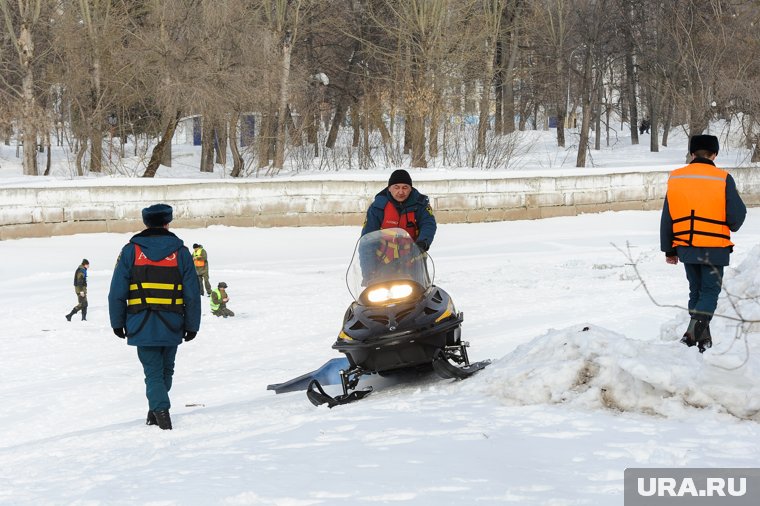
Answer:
[267,357,350,394]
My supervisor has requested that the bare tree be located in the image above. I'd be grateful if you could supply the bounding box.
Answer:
[0,0,49,175]
[525,0,576,148]
[573,0,614,167]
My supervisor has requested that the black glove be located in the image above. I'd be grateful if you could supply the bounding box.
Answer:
[184,330,197,342]
[415,240,429,252]
[113,328,126,339]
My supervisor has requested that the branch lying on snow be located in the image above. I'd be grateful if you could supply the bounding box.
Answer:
[613,241,755,370]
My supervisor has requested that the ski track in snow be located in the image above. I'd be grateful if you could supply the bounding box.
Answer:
[2,211,760,505]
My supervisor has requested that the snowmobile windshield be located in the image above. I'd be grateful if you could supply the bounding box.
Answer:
[346,228,434,305]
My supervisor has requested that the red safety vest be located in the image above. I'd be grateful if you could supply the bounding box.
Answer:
[380,202,419,240]
[127,245,184,313]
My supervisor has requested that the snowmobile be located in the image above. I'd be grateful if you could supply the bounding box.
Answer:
[267,228,490,407]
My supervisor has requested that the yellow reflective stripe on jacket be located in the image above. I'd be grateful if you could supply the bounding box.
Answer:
[129,283,182,291]
[128,297,185,306]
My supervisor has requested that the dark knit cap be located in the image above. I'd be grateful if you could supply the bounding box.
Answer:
[689,134,719,155]
[142,203,173,228]
[388,169,412,187]
[82,259,89,265]
[193,243,200,249]
[218,281,228,288]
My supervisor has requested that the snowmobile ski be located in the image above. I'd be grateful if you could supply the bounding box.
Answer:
[267,357,350,394]
[306,379,372,408]
[432,348,491,380]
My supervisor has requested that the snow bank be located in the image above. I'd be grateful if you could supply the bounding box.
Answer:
[477,324,760,421]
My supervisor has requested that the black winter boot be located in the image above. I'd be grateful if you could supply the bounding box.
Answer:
[153,410,172,430]
[65,309,77,321]
[146,411,157,426]
[680,316,711,352]
[696,321,712,353]
[680,318,698,347]
[81,308,87,321]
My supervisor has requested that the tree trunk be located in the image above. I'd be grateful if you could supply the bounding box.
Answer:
[576,50,593,167]
[556,51,566,148]
[307,89,318,150]
[361,100,370,160]
[429,84,439,159]
[649,81,662,153]
[88,56,102,173]
[594,71,602,151]
[371,107,391,145]
[89,126,102,173]
[143,111,180,178]
[403,119,411,155]
[351,106,360,148]
[661,94,674,147]
[410,113,427,168]
[742,113,754,149]
[326,99,349,149]
[273,37,292,172]
[477,41,495,155]
[625,51,639,145]
[43,131,51,176]
[257,112,272,170]
[76,138,87,177]
[200,116,215,173]
[286,105,301,147]
[494,39,504,135]
[503,28,518,134]
[20,24,37,176]
[229,113,245,177]
[160,129,172,167]
[214,120,227,165]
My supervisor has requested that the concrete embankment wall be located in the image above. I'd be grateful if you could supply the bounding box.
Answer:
[2,168,760,240]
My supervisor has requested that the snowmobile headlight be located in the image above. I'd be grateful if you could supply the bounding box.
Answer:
[366,283,414,303]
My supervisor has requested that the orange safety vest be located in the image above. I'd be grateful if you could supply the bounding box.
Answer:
[380,202,419,240]
[193,248,206,267]
[667,163,733,248]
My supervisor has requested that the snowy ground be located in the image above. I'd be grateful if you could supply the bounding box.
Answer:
[2,208,760,505]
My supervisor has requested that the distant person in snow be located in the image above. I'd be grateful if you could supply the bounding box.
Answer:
[192,243,212,297]
[639,118,650,135]
[210,281,235,317]
[65,259,89,321]
[108,203,201,430]
[660,134,746,353]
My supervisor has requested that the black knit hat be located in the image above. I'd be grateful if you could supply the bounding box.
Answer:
[193,243,200,249]
[142,203,173,228]
[82,259,89,265]
[218,281,228,288]
[388,169,412,187]
[689,135,719,155]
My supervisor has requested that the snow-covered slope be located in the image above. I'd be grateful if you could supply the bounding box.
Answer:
[2,209,760,505]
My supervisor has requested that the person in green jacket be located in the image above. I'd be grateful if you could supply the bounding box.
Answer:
[210,282,235,317]
[66,259,89,321]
